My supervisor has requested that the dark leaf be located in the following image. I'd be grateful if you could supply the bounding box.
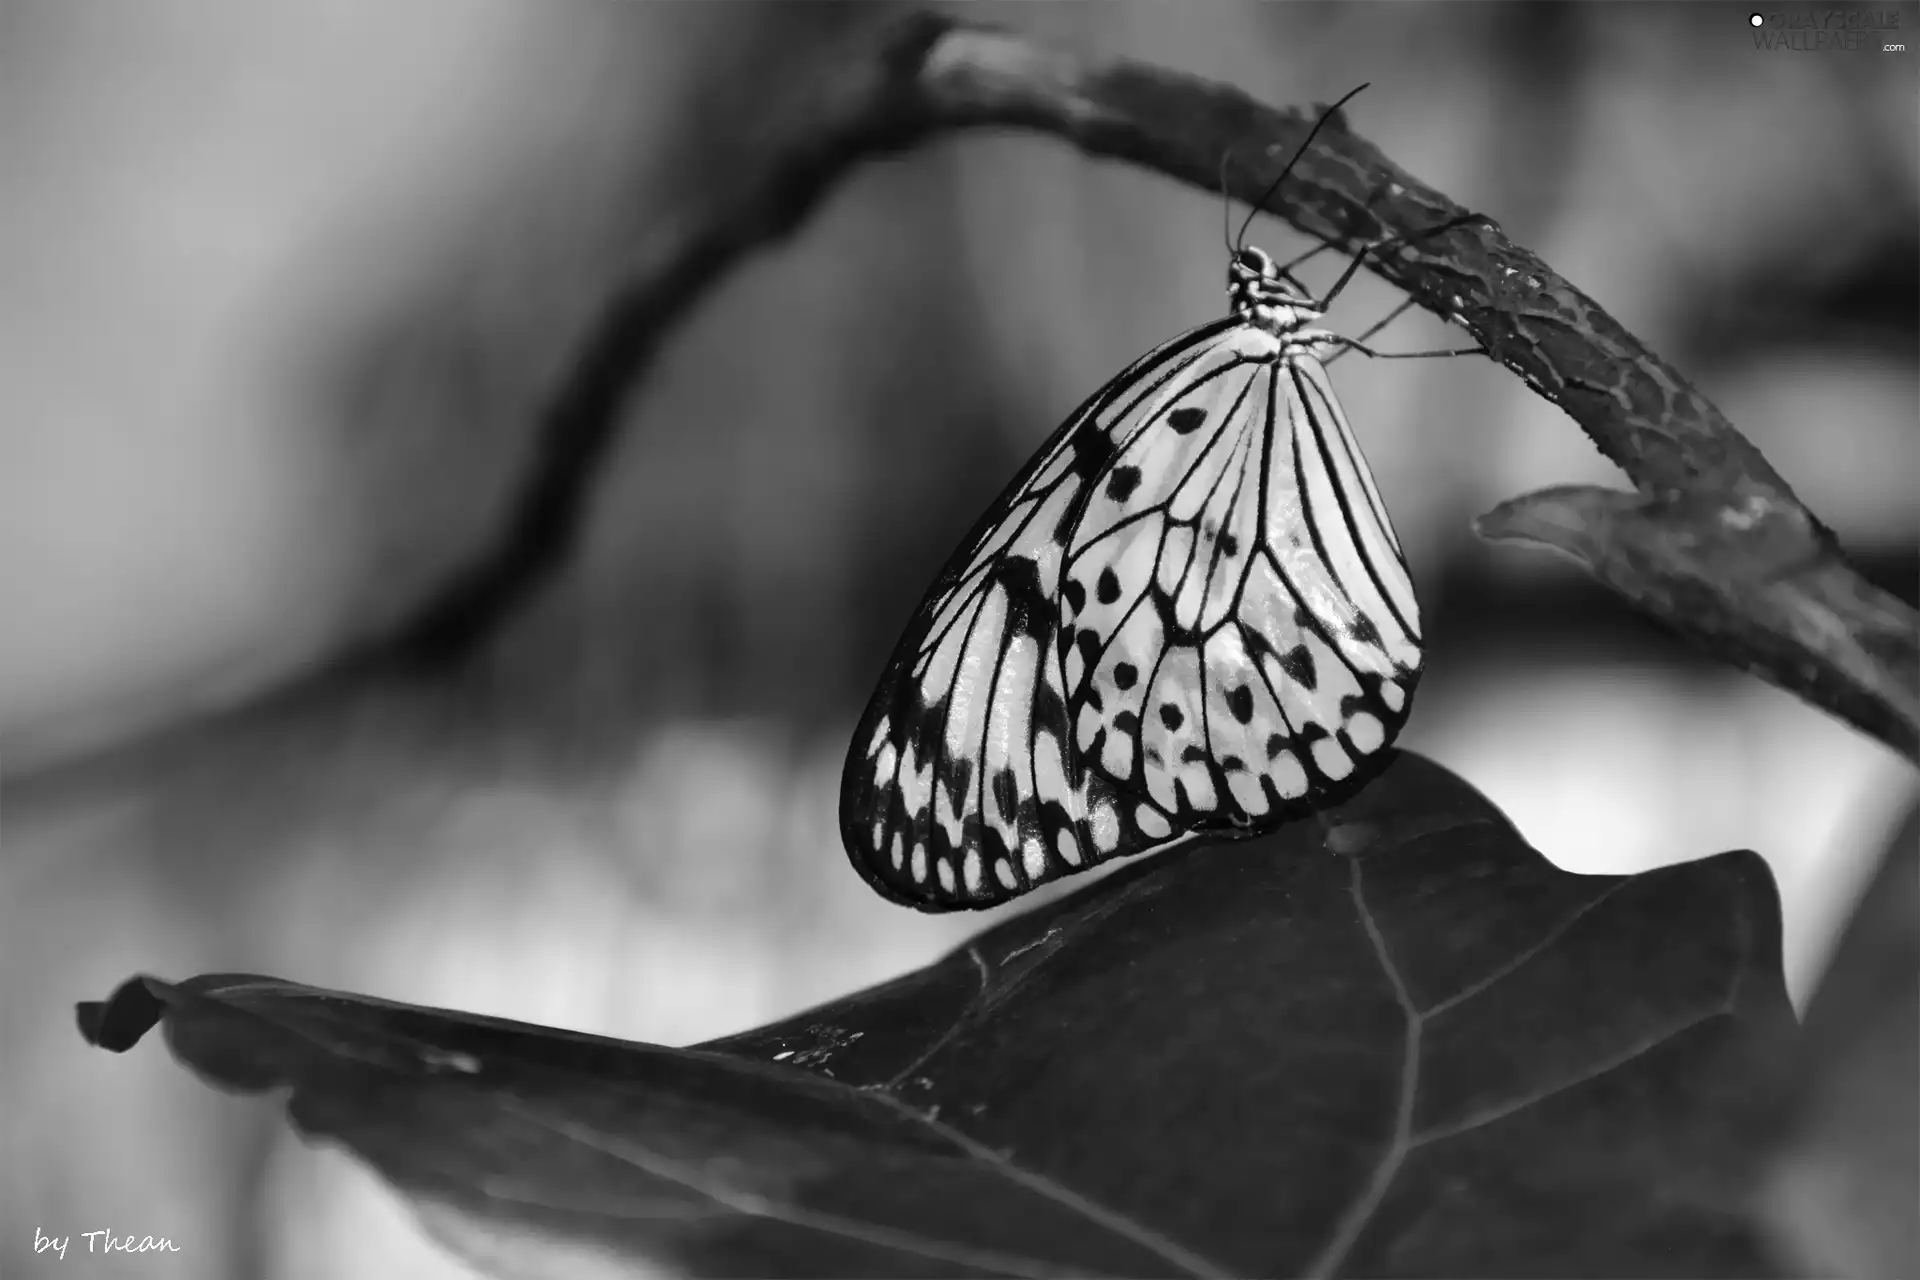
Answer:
[78,752,1793,1278]
[1761,797,1918,1278]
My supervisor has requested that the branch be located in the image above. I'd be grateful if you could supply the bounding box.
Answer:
[1477,490,1918,758]
[361,9,1918,761]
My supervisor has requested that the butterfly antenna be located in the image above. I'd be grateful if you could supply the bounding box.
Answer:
[1234,82,1369,251]
[1219,149,1237,258]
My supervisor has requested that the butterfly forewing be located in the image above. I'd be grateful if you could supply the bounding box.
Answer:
[843,321,1235,907]
[844,282,1424,911]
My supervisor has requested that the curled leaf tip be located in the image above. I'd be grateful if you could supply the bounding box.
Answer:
[76,976,168,1052]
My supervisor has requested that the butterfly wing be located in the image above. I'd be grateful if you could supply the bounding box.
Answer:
[841,319,1244,910]
[1060,333,1421,845]
[842,322,1423,912]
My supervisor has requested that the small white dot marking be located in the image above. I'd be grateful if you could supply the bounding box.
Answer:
[1021,833,1047,882]
[1055,828,1082,866]
[1271,750,1308,799]
[1228,771,1269,816]
[1312,737,1353,781]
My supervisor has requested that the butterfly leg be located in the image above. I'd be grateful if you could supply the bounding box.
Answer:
[1321,212,1496,365]
[1276,239,1344,275]
[1322,296,1423,367]
[1322,333,1488,361]
[1316,211,1499,311]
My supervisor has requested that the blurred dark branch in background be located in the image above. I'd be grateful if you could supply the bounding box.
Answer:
[356,8,1917,761]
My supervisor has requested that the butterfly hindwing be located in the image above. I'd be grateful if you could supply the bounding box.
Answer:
[1246,353,1418,785]
[1057,322,1417,837]
[841,321,1244,910]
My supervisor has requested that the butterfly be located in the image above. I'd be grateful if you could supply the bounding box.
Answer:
[841,86,1487,911]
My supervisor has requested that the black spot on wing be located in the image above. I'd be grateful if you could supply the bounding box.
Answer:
[1278,644,1317,690]
[1114,710,1140,734]
[1096,568,1121,605]
[1221,532,1240,557]
[1076,631,1102,670]
[1222,755,1245,771]
[905,694,945,762]
[1265,732,1287,759]
[946,756,974,808]
[1351,613,1383,647]
[1169,406,1207,435]
[1106,466,1143,502]
[1180,745,1207,764]
[1159,704,1184,730]
[994,556,1054,642]
[1069,419,1117,476]
[992,767,1018,823]
[1226,684,1254,723]
[1062,578,1087,615]
[1114,662,1138,690]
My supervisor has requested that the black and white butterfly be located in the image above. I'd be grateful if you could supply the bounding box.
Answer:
[842,87,1486,911]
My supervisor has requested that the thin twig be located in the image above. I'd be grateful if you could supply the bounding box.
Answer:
[353,9,1915,760]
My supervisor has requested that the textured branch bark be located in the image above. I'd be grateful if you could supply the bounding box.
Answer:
[366,9,1918,761]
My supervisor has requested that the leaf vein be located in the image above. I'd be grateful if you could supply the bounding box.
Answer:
[1302,859,1421,1279]
[869,1090,1233,1279]
[508,1096,1102,1279]
[1422,879,1630,1019]
[1410,1003,1733,1147]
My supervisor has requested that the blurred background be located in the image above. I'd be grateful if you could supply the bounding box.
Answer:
[2,1,1914,1276]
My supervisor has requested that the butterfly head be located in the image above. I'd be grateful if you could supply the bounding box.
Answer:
[1228,246,1321,335]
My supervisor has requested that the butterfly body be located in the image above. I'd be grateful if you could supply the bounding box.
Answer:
[842,243,1425,912]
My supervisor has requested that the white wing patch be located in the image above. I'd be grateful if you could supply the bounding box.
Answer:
[842,313,1424,912]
